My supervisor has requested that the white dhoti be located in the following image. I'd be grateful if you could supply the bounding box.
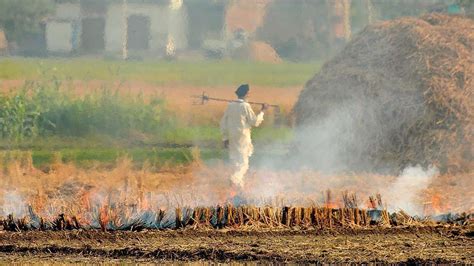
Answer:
[228,131,253,187]
[220,100,264,188]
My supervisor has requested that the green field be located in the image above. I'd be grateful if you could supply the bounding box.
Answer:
[0,58,320,87]
[0,126,292,168]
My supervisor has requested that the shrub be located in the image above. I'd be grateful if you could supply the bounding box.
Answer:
[0,80,173,140]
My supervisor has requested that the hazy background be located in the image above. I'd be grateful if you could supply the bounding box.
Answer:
[0,0,472,217]
[0,0,472,61]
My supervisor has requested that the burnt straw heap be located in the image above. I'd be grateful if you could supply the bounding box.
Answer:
[293,14,473,174]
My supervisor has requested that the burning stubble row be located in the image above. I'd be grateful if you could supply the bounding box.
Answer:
[1,206,394,232]
[176,206,391,229]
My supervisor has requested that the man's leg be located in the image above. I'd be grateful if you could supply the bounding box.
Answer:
[229,149,249,188]
[230,158,249,188]
[229,152,249,205]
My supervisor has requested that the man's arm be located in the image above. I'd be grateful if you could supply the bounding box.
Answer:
[245,103,267,127]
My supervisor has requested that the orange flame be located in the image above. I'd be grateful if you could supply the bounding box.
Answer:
[99,205,109,231]
[423,193,451,216]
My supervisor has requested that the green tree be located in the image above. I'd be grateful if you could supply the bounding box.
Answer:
[0,0,54,44]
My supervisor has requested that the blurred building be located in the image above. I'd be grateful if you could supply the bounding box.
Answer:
[44,0,278,61]
[46,0,188,58]
[0,29,7,55]
[2,0,469,60]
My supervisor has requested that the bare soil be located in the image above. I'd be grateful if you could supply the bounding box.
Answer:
[0,226,472,263]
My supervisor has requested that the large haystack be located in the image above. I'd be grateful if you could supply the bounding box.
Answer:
[293,14,473,173]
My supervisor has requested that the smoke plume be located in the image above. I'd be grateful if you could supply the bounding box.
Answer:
[383,165,439,216]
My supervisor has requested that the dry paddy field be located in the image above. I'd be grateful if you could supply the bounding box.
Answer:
[0,160,472,263]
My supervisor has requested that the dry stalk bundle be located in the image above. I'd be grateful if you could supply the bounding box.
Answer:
[260,207,271,226]
[235,206,246,226]
[248,206,261,225]
[360,209,369,226]
[380,210,391,227]
[53,214,81,230]
[225,204,235,226]
[343,192,359,209]
[302,207,314,228]
[188,207,212,228]
[216,205,225,228]
[2,215,29,232]
[156,209,165,227]
[293,207,303,227]
[391,210,415,226]
[189,207,202,227]
[175,208,183,228]
[204,207,213,225]
[327,208,333,228]
[271,207,281,226]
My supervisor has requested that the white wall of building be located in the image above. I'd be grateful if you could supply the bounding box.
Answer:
[106,3,170,55]
[46,1,189,57]
[55,3,81,20]
[168,4,188,51]
[46,3,80,53]
[46,21,73,52]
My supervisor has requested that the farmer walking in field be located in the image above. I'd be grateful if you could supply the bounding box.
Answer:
[220,84,268,188]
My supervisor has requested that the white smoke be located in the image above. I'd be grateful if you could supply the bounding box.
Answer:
[245,100,441,214]
[2,191,27,217]
[383,165,438,216]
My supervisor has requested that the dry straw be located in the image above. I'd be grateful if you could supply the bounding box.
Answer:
[294,14,473,173]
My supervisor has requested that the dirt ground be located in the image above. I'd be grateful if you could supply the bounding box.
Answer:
[0,226,472,263]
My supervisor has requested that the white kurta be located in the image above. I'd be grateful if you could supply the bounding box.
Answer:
[220,99,264,187]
